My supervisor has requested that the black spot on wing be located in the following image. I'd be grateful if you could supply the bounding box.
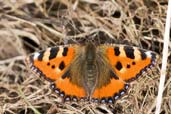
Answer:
[126,64,130,68]
[72,96,78,102]
[114,46,120,56]
[59,61,65,70]
[113,84,129,101]
[124,46,135,59]
[62,47,68,56]
[47,62,50,66]
[151,53,157,61]
[64,95,71,102]
[62,70,70,79]
[110,70,119,80]
[139,50,147,60]
[51,65,56,69]
[150,52,158,65]
[115,61,122,71]
[38,51,45,61]
[132,61,136,65]
[49,47,59,60]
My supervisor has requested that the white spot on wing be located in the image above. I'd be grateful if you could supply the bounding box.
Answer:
[119,46,126,57]
[133,47,141,60]
[120,91,125,95]
[120,67,126,73]
[145,51,152,58]
[33,52,40,60]
[57,47,64,57]
[56,67,61,73]
[43,48,51,62]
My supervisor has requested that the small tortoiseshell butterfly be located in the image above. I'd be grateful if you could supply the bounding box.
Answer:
[26,42,158,103]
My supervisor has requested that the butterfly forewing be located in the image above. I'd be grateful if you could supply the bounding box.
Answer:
[104,44,158,82]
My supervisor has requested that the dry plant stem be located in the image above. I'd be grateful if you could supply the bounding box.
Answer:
[36,22,65,39]
[155,1,171,114]
[0,56,24,64]
[18,86,41,114]
[3,14,37,26]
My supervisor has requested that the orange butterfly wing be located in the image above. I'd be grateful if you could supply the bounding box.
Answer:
[106,45,158,82]
[26,45,86,102]
[91,44,158,103]
[92,78,129,103]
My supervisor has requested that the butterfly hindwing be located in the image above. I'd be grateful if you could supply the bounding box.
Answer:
[92,77,129,103]
[26,46,75,80]
[51,77,86,102]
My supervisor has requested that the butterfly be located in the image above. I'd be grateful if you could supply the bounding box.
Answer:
[25,42,158,103]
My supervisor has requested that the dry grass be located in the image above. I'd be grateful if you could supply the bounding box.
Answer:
[0,0,170,114]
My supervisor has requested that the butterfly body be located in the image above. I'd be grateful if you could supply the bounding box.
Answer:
[67,42,99,98]
[26,42,158,103]
[82,43,98,97]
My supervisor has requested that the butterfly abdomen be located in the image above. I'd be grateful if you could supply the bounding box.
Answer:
[83,43,98,96]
